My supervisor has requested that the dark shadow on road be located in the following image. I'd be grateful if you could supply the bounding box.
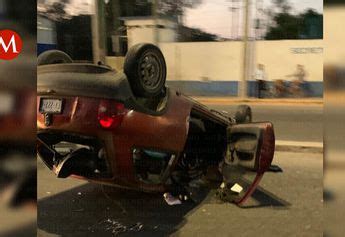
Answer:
[38,182,290,236]
[38,183,204,237]
[239,181,291,209]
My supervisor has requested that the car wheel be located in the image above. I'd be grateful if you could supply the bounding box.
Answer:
[38,50,73,66]
[124,43,166,97]
[235,105,252,123]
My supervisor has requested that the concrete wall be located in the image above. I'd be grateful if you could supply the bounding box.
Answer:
[37,16,57,45]
[160,41,244,82]
[256,40,323,82]
[324,6,345,67]
[160,40,323,82]
[37,15,57,55]
[160,40,323,97]
[124,18,177,48]
[106,39,323,97]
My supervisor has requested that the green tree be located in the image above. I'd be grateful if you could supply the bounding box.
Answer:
[265,7,323,40]
[39,0,71,21]
[272,0,292,13]
[159,0,203,22]
[265,12,300,39]
[299,9,323,39]
[178,26,218,42]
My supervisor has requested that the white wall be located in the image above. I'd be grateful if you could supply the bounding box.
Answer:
[159,40,323,82]
[37,15,56,45]
[324,6,345,67]
[160,41,244,82]
[256,40,323,82]
[106,39,323,83]
[125,18,177,48]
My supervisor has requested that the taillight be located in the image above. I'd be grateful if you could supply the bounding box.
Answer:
[97,100,126,129]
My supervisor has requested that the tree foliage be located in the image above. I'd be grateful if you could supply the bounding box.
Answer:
[272,0,292,13]
[38,0,71,21]
[178,25,218,42]
[159,0,203,20]
[265,7,323,40]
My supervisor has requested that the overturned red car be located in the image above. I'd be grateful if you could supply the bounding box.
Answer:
[37,44,275,205]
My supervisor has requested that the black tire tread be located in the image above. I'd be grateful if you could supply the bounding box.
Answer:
[38,50,73,66]
[235,105,252,123]
[124,43,166,97]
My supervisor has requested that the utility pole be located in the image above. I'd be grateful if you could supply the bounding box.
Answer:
[92,0,106,64]
[152,0,159,46]
[240,0,251,98]
[229,0,239,40]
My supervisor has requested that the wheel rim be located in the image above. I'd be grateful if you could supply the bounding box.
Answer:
[139,52,162,91]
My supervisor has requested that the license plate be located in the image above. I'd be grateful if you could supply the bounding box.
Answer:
[39,98,63,114]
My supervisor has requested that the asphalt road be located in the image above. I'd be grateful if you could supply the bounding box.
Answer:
[208,104,323,142]
[37,151,323,237]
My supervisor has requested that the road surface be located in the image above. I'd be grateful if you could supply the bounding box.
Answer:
[208,104,322,142]
[37,151,322,237]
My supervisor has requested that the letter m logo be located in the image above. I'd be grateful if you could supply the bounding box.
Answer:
[0,30,22,60]
[0,35,19,53]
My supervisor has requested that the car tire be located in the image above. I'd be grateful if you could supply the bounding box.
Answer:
[124,43,166,97]
[38,50,73,66]
[235,105,252,123]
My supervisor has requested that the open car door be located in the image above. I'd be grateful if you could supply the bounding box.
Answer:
[220,122,275,205]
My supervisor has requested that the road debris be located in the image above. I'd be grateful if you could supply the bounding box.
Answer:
[163,192,182,205]
[129,222,144,232]
[216,182,241,202]
[88,219,144,236]
[230,183,243,193]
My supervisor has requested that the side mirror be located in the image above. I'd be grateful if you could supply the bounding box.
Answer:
[222,122,275,205]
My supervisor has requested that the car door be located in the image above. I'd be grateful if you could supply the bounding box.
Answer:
[220,122,275,205]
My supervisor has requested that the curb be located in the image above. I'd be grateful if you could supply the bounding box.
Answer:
[192,97,323,105]
[275,140,323,153]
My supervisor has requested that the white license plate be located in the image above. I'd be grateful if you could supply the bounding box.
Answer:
[40,98,63,114]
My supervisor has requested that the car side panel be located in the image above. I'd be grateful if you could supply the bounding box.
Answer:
[37,90,194,189]
[112,91,193,182]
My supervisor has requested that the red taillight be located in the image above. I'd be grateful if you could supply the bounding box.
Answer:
[99,115,115,128]
[98,100,126,129]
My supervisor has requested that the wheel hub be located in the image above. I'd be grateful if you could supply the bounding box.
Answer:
[140,54,160,89]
